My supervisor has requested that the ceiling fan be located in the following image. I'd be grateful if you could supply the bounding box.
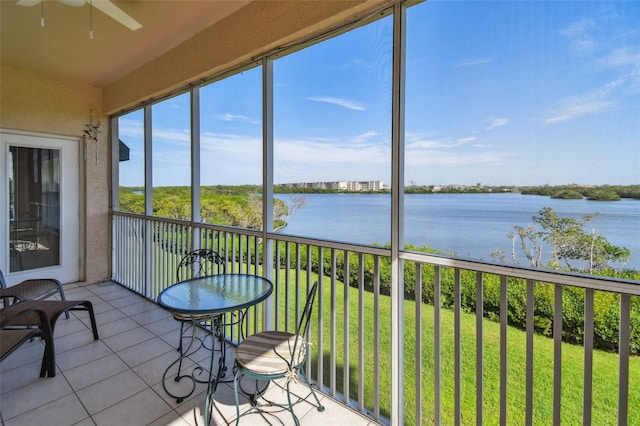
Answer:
[16,0,142,31]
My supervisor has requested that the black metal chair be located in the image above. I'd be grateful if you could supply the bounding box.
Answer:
[232,281,324,425]
[0,269,69,319]
[173,249,225,354]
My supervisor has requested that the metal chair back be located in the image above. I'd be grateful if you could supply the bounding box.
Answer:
[176,249,225,282]
[291,281,318,367]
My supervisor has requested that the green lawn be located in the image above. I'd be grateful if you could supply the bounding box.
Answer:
[272,273,639,425]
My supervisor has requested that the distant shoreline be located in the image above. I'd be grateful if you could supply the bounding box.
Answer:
[275,183,640,201]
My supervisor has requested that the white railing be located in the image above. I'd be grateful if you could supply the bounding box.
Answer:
[112,212,639,425]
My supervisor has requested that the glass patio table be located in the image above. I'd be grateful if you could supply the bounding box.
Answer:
[157,273,273,418]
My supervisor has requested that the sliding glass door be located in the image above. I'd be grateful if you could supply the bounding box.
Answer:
[1,132,80,284]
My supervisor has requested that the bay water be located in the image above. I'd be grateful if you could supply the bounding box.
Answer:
[275,193,640,270]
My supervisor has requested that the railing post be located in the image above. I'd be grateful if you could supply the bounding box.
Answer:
[390,2,406,425]
[261,56,274,331]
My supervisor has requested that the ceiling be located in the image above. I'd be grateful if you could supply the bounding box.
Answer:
[0,0,252,88]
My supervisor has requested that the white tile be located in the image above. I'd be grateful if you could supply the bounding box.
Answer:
[91,308,128,326]
[130,307,174,326]
[0,339,45,372]
[0,359,46,394]
[117,299,159,316]
[91,388,172,426]
[94,317,140,339]
[77,370,148,415]
[117,336,175,367]
[4,393,89,426]
[63,287,96,300]
[146,316,182,336]
[53,315,96,338]
[0,374,73,420]
[63,353,129,390]
[151,373,208,407]
[54,327,101,353]
[108,293,146,309]
[88,283,132,298]
[146,410,194,426]
[299,393,370,425]
[133,349,197,387]
[102,325,155,352]
[70,417,96,426]
[55,340,113,372]
[86,299,116,314]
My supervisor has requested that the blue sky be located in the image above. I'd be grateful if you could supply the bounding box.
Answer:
[119,1,639,188]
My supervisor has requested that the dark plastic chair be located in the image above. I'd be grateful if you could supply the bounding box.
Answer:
[0,296,100,377]
[0,301,55,377]
[232,281,324,425]
[0,269,69,319]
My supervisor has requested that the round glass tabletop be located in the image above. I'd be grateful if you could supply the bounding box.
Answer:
[157,274,273,316]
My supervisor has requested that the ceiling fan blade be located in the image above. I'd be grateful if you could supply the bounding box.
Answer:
[92,0,142,31]
[15,0,43,6]
[58,0,86,6]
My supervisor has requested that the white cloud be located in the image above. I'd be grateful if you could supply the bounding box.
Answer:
[404,131,512,168]
[305,96,366,111]
[546,12,640,125]
[455,57,491,67]
[560,18,597,53]
[596,46,640,69]
[544,98,614,124]
[457,136,477,144]
[216,113,259,124]
[353,131,379,143]
[406,134,475,150]
[486,117,508,130]
[542,78,626,124]
[405,150,513,167]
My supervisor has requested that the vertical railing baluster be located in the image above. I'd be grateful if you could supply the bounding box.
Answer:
[415,263,423,426]
[285,241,291,332]
[115,216,121,283]
[317,246,324,391]
[500,275,508,426]
[434,264,442,426]
[553,284,563,425]
[618,294,630,426]
[274,240,281,328]
[169,222,175,283]
[254,235,259,276]
[239,234,245,273]
[373,255,381,420]
[231,230,237,273]
[525,279,534,426]
[343,249,350,403]
[476,271,484,426]
[454,268,462,426]
[306,244,313,377]
[255,235,260,334]
[583,288,594,426]
[295,243,301,329]
[358,252,365,412]
[330,248,337,396]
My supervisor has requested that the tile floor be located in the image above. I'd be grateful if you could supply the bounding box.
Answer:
[0,281,380,426]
